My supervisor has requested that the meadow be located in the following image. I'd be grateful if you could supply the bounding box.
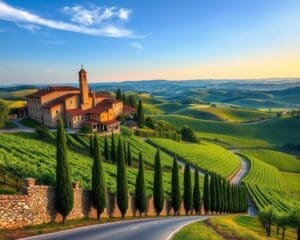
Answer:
[147,138,241,177]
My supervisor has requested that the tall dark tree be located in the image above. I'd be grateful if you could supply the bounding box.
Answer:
[127,95,137,107]
[89,134,94,157]
[116,138,128,219]
[210,173,217,213]
[127,143,132,166]
[123,142,127,165]
[110,132,117,163]
[171,157,181,216]
[0,100,9,128]
[136,99,145,128]
[193,169,201,215]
[55,118,74,223]
[223,180,228,213]
[92,134,106,220]
[116,88,122,100]
[121,93,127,103]
[135,152,147,216]
[153,148,164,216]
[183,164,192,215]
[228,182,234,213]
[203,172,210,214]
[103,134,109,161]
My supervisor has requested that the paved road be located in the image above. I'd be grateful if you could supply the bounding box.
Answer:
[22,216,206,240]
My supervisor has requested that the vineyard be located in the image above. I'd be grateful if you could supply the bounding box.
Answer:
[0,133,198,196]
[241,154,300,213]
[147,138,241,178]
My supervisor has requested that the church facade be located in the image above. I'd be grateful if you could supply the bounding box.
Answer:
[26,68,132,132]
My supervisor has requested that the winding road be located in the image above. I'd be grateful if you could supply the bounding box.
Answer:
[22,216,206,240]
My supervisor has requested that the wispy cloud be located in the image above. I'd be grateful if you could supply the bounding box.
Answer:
[61,5,131,26]
[0,1,136,38]
[130,42,143,50]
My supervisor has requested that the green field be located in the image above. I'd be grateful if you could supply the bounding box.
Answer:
[1,99,26,109]
[281,171,300,194]
[151,114,300,147]
[241,149,300,172]
[174,105,274,122]
[0,89,37,100]
[0,133,193,196]
[148,138,241,177]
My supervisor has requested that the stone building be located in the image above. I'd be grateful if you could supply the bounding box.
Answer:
[26,68,133,131]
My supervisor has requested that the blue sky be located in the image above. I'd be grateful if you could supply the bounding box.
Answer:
[0,0,300,84]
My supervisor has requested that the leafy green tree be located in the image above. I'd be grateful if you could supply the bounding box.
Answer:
[136,99,145,128]
[103,134,109,161]
[92,134,106,220]
[153,148,164,216]
[288,208,300,240]
[193,169,201,215]
[121,93,127,103]
[145,117,155,129]
[203,172,210,214]
[55,118,74,223]
[127,95,137,107]
[171,157,181,216]
[183,163,192,215]
[180,125,198,143]
[135,152,147,216]
[116,138,128,219]
[89,134,94,158]
[127,143,132,166]
[110,132,117,163]
[0,100,9,129]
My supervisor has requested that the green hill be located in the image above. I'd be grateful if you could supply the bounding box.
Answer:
[148,138,241,178]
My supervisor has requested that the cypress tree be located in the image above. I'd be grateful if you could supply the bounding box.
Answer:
[116,138,128,219]
[92,134,106,220]
[153,148,164,216]
[229,182,234,213]
[136,99,145,128]
[127,143,132,166]
[171,157,181,216]
[203,172,210,214]
[193,169,201,215]
[223,180,228,214]
[89,134,94,157]
[124,142,127,165]
[216,175,221,214]
[103,134,109,161]
[183,164,192,215]
[116,88,122,100]
[210,173,217,213]
[135,152,147,216]
[55,118,74,223]
[110,132,116,163]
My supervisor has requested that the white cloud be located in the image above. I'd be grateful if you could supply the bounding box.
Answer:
[0,1,135,38]
[61,5,132,26]
[130,42,143,50]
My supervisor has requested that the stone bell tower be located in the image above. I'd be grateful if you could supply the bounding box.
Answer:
[79,67,90,109]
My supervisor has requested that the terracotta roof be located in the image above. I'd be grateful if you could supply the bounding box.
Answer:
[102,98,122,104]
[123,105,135,115]
[83,119,99,125]
[102,119,119,126]
[42,93,79,109]
[88,104,110,114]
[66,108,87,117]
[27,86,79,98]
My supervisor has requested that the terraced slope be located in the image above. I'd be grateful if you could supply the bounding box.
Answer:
[148,138,241,178]
[0,133,184,195]
[241,149,300,173]
[241,154,299,212]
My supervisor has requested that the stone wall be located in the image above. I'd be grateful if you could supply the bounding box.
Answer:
[0,178,203,230]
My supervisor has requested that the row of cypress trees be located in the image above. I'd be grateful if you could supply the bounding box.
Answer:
[203,171,248,214]
[55,118,246,222]
[90,133,133,166]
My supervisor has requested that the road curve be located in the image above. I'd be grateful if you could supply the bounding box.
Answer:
[21,216,206,240]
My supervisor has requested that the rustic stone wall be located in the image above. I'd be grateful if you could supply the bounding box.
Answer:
[0,178,202,229]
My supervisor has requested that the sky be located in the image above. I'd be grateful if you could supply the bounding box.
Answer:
[0,0,300,84]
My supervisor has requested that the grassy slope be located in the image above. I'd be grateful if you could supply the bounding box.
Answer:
[0,133,192,196]
[0,89,37,100]
[148,138,240,178]
[151,114,300,147]
[1,99,26,109]
[173,221,222,240]
[175,106,274,122]
[281,171,300,194]
[241,149,300,173]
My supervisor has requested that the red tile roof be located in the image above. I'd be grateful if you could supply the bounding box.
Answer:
[102,119,119,126]
[27,86,79,98]
[66,108,87,117]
